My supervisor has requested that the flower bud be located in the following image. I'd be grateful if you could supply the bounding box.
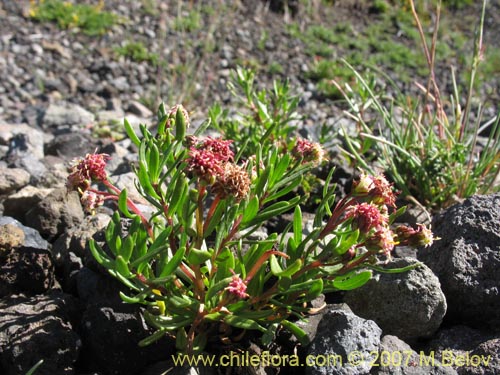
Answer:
[395,224,438,248]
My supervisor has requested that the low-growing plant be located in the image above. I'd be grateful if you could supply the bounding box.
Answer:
[67,97,435,355]
[336,0,499,210]
[114,41,159,66]
[209,67,301,158]
[28,0,120,36]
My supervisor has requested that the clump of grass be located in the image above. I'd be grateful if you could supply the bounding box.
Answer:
[28,0,120,36]
[114,41,159,66]
[336,0,499,211]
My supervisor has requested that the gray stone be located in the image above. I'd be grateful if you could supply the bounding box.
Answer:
[45,132,98,160]
[128,100,153,118]
[0,216,50,250]
[7,151,48,185]
[0,166,30,194]
[372,335,457,375]
[25,188,84,241]
[306,306,382,375]
[418,193,500,328]
[0,123,45,159]
[343,258,446,342]
[42,102,95,128]
[3,185,53,221]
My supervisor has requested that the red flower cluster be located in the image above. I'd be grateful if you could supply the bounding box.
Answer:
[345,202,388,233]
[186,137,250,201]
[292,138,326,165]
[365,226,397,255]
[352,172,398,207]
[67,152,110,192]
[395,224,438,248]
[225,273,248,299]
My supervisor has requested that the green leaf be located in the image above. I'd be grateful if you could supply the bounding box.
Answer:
[214,247,235,282]
[115,255,132,278]
[254,165,270,197]
[88,239,113,268]
[281,320,310,345]
[333,270,372,290]
[119,291,144,304]
[157,114,168,136]
[175,327,188,352]
[117,189,134,218]
[389,205,407,225]
[175,106,187,141]
[241,196,259,225]
[168,174,188,216]
[25,359,44,375]
[124,118,141,147]
[130,244,168,269]
[158,247,186,278]
[186,248,212,266]
[203,201,226,238]
[367,262,422,274]
[138,329,167,347]
[148,142,160,183]
[261,324,278,346]
[278,275,292,291]
[247,198,298,226]
[293,205,302,245]
[205,276,234,305]
[305,277,323,299]
[224,315,266,333]
[333,229,360,256]
[270,154,291,186]
[120,234,135,262]
[137,163,159,200]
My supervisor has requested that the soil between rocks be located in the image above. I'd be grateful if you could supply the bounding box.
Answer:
[1,0,499,127]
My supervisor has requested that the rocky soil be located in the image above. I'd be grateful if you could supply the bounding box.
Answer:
[0,1,499,374]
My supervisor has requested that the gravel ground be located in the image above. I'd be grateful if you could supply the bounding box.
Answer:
[1,0,498,128]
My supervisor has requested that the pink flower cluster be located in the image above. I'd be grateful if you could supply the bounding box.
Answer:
[66,152,111,215]
[343,172,436,255]
[67,152,110,192]
[186,137,250,201]
[292,138,326,166]
[225,273,248,299]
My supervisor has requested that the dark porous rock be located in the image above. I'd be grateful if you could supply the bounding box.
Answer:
[425,325,499,375]
[305,306,382,375]
[462,338,500,375]
[79,302,175,375]
[0,216,50,250]
[25,188,84,241]
[0,292,81,375]
[0,166,30,194]
[2,185,53,221]
[45,132,99,160]
[372,335,457,375]
[343,258,446,342]
[0,246,54,297]
[418,193,500,328]
[52,213,110,266]
[76,266,131,306]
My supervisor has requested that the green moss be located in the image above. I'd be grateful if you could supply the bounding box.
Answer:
[29,0,120,36]
[114,41,159,65]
